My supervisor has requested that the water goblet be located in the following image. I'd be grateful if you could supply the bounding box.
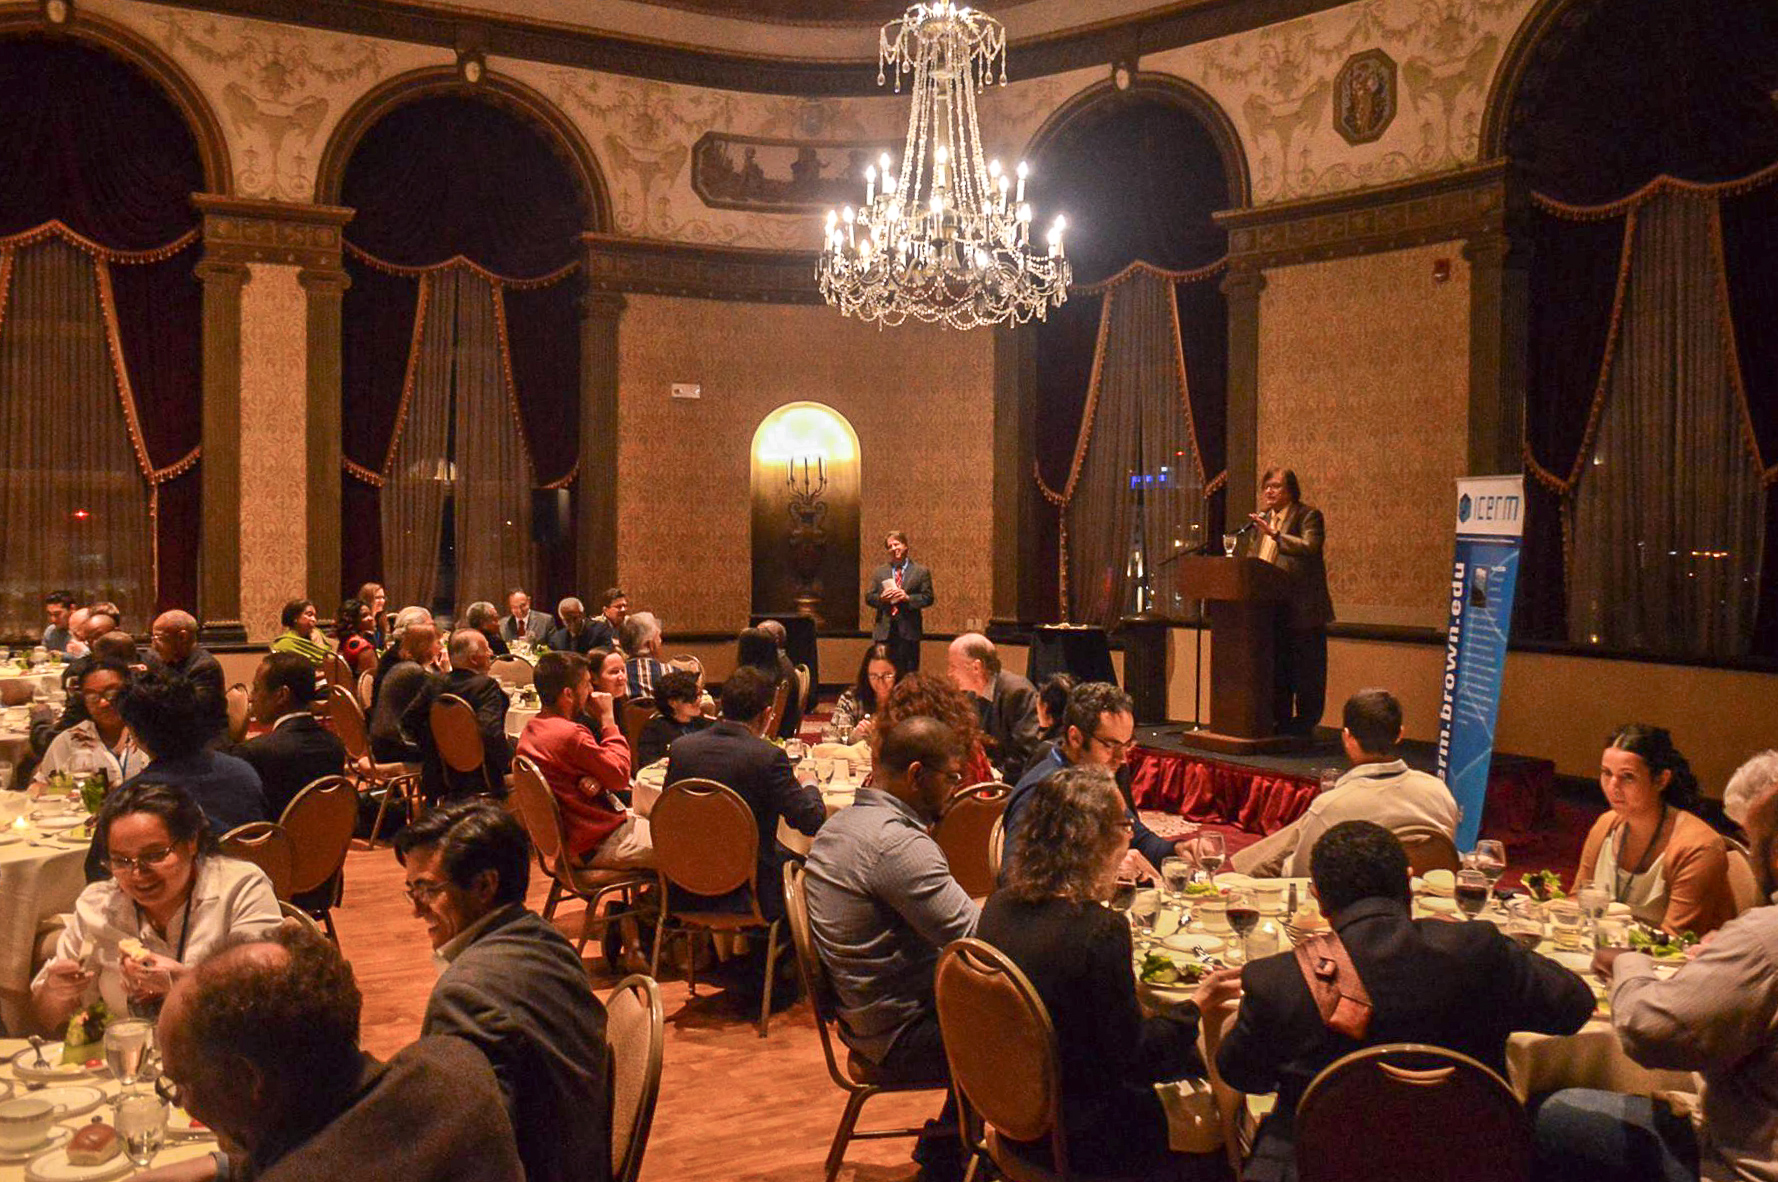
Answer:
[1221,534,1238,558]
[1160,856,1192,902]
[114,1093,167,1169]
[1454,870,1491,920]
[1470,839,1508,887]
[104,1019,153,1091]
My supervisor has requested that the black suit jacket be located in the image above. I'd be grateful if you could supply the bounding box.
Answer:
[982,669,1041,782]
[1246,502,1335,630]
[234,714,348,820]
[546,623,600,655]
[866,560,934,643]
[424,906,610,1182]
[402,668,513,800]
[664,719,826,918]
[1216,897,1593,1118]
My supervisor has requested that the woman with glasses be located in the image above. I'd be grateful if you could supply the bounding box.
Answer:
[27,659,144,795]
[821,643,902,743]
[29,781,280,1033]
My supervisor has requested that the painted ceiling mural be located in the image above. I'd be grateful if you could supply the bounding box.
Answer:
[97,0,1538,244]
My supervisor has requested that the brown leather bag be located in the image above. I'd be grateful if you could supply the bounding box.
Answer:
[1293,930,1373,1039]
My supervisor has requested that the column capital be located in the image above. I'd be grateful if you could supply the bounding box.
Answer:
[298,266,352,295]
[192,193,354,270]
[1219,264,1266,300]
[578,290,628,322]
[193,258,251,288]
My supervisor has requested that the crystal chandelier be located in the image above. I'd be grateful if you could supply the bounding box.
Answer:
[818,2,1071,330]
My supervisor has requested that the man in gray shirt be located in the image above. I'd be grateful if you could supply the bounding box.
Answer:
[805,715,976,1179]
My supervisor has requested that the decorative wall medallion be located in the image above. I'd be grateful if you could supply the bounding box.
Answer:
[1334,49,1397,146]
[692,133,898,213]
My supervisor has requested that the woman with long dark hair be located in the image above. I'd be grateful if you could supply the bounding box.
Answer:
[822,643,901,743]
[335,597,377,675]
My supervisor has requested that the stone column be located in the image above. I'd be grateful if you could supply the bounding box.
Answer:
[1463,225,1529,477]
[193,253,249,645]
[991,322,1039,624]
[1220,264,1267,518]
[299,265,350,607]
[576,281,627,596]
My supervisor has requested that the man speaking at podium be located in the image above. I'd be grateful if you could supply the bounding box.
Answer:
[1245,466,1334,737]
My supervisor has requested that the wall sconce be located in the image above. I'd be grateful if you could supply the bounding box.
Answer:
[1112,61,1136,91]
[457,49,486,85]
[41,0,71,24]
[1432,257,1452,283]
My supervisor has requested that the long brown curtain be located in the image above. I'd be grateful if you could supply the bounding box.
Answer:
[1039,263,1222,626]
[379,272,451,613]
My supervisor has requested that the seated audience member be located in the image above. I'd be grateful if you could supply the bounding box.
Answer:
[42,590,76,652]
[665,665,824,920]
[947,632,1040,782]
[545,597,597,655]
[821,644,901,743]
[587,646,632,734]
[395,802,611,1182]
[269,598,331,666]
[1233,688,1459,876]
[61,606,92,658]
[620,612,670,699]
[499,588,554,645]
[873,671,993,785]
[1003,682,1189,882]
[335,597,378,674]
[31,631,141,757]
[357,581,388,648]
[516,651,651,870]
[635,669,712,768]
[118,669,271,838]
[235,652,347,819]
[1026,671,1075,768]
[979,764,1235,1178]
[1577,724,1735,938]
[370,622,442,764]
[155,926,524,1182]
[1725,749,1778,900]
[371,606,434,705]
[402,629,513,801]
[62,606,118,660]
[463,600,511,658]
[668,653,717,717]
[30,658,145,793]
[31,781,281,1032]
[805,717,976,1179]
[147,610,227,741]
[750,620,805,741]
[1218,821,1593,1181]
[1534,768,1778,1182]
[585,587,628,650]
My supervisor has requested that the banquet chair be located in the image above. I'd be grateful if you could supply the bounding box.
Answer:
[1196,995,1252,1174]
[936,937,1143,1182]
[508,756,652,961]
[218,821,295,901]
[356,670,374,709]
[430,693,499,796]
[326,684,421,847]
[606,974,665,1182]
[621,700,659,762]
[934,782,1012,900]
[1293,1044,1529,1182]
[785,863,950,1182]
[649,777,786,1037]
[988,817,1006,880]
[490,656,533,687]
[1393,826,1461,877]
[278,899,327,940]
[760,679,790,741]
[278,775,359,941]
[319,650,355,700]
[794,663,813,712]
[1725,842,1760,915]
[225,683,250,743]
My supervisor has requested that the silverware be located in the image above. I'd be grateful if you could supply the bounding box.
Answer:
[27,1035,48,1068]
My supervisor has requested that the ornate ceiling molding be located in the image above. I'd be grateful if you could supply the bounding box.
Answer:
[194,194,354,268]
[130,0,1354,96]
[581,232,820,303]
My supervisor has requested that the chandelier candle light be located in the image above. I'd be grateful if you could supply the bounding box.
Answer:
[818,2,1071,329]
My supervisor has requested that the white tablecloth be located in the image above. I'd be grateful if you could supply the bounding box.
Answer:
[503,704,540,742]
[0,820,90,1036]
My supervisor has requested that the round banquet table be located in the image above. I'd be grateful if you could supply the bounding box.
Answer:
[503,703,540,742]
[0,1038,217,1181]
[0,812,92,1036]
[628,756,858,856]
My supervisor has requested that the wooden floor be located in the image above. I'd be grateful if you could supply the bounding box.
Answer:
[334,844,937,1182]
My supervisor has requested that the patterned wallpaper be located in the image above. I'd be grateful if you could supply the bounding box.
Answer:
[1255,242,1471,627]
[236,263,310,641]
[615,295,994,634]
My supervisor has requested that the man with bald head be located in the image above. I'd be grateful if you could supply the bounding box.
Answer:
[401,628,512,801]
[148,609,226,741]
[152,926,522,1182]
[947,632,1040,781]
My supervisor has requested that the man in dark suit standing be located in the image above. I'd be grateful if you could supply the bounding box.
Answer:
[498,588,554,646]
[236,652,347,819]
[401,629,513,801]
[664,665,825,920]
[1246,466,1335,736]
[1217,822,1593,1181]
[866,530,933,674]
[397,801,610,1182]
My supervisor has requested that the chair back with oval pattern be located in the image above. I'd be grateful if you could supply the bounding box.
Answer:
[650,778,759,903]
[327,685,372,762]
[429,694,487,776]
[219,821,294,901]
[1394,825,1461,877]
[490,656,534,687]
[606,974,665,1182]
[933,782,1011,899]
[278,775,358,897]
[509,755,569,879]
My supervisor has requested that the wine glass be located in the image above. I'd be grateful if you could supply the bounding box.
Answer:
[1455,869,1491,920]
[1128,890,1159,950]
[114,1093,167,1168]
[1576,883,1611,942]
[1221,534,1238,558]
[105,1019,153,1091]
[1225,889,1260,962]
[1196,832,1226,884]
[1469,840,1508,888]
[1160,856,1192,902]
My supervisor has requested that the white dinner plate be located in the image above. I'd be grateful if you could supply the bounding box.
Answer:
[0,831,22,845]
[24,1143,134,1182]
[1418,896,1458,914]
[1160,932,1225,955]
[9,1045,101,1084]
[29,815,85,832]
[30,1085,106,1119]
[0,1126,69,1164]
[1548,950,1595,973]
[1211,872,1258,891]
[52,831,92,847]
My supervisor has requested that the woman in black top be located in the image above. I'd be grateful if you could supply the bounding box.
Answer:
[978,763,1237,1178]
[635,669,712,768]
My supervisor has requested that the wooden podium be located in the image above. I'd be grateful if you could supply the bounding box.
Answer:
[1174,555,1303,754]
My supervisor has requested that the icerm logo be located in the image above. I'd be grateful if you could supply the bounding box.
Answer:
[1470,494,1521,523]
[1457,493,1472,523]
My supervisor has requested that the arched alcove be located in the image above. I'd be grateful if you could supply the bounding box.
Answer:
[749,402,861,628]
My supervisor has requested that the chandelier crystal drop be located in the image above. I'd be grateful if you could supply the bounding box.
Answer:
[818,2,1071,330]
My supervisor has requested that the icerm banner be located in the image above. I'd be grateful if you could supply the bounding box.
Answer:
[1437,475,1526,851]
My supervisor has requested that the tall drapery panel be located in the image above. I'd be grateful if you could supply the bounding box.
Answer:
[455,275,537,606]
[1567,192,1764,657]
[1718,179,1778,653]
[0,239,152,631]
[378,272,452,615]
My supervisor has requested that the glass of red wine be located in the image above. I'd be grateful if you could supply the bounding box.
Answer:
[1455,869,1491,921]
[1225,889,1261,961]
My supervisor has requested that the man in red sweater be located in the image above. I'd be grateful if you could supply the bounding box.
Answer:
[516,651,655,869]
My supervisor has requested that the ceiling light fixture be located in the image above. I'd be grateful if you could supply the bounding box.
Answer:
[818,2,1070,330]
